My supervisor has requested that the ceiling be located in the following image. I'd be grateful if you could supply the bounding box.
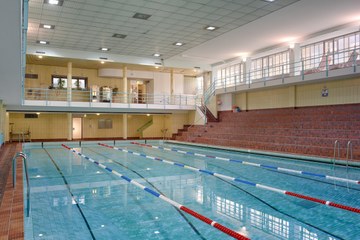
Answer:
[27,0,360,69]
[26,54,200,75]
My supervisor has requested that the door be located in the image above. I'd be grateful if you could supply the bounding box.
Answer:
[72,118,82,139]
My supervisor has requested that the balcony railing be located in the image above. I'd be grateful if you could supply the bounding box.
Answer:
[24,89,200,109]
[213,47,360,91]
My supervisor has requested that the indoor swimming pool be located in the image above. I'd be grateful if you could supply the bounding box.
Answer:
[23,140,360,240]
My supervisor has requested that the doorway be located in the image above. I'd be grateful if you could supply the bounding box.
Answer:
[130,80,151,103]
[72,118,82,139]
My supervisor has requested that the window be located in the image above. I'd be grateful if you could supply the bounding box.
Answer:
[250,51,290,80]
[51,75,88,89]
[215,62,245,89]
[301,31,360,69]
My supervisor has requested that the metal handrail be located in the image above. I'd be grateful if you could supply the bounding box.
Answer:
[346,140,353,168]
[12,152,30,217]
[332,140,340,189]
[211,46,360,92]
[333,140,340,165]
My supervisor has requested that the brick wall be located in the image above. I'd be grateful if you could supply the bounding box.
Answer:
[176,104,360,161]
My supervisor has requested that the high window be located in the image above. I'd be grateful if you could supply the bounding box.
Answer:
[51,75,88,89]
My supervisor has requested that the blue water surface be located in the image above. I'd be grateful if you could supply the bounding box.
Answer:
[23,141,360,240]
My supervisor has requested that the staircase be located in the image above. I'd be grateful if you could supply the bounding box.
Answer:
[199,104,218,122]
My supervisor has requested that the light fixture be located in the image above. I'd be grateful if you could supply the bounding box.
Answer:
[96,113,100,116]
[44,0,64,6]
[155,66,159,69]
[146,114,150,116]
[100,61,105,64]
[38,55,43,59]
[99,47,110,51]
[84,114,87,117]
[173,42,184,46]
[36,112,40,115]
[205,26,218,31]
[262,0,275,2]
[40,24,55,29]
[112,33,127,39]
[37,40,49,45]
[153,53,161,57]
[133,13,152,20]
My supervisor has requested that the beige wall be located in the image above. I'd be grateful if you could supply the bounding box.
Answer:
[165,113,191,137]
[143,115,165,138]
[234,77,360,110]
[296,77,360,107]
[83,114,123,139]
[7,112,193,141]
[0,100,5,143]
[9,113,68,140]
[25,64,124,90]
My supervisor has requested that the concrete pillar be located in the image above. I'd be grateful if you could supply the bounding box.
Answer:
[244,57,252,84]
[67,113,72,140]
[67,62,72,102]
[123,66,127,103]
[293,43,301,76]
[123,114,127,139]
[170,69,174,95]
[170,69,174,104]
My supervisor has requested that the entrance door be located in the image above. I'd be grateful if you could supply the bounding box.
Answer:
[72,118,82,139]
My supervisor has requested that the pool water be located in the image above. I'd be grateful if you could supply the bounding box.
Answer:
[23,141,360,240]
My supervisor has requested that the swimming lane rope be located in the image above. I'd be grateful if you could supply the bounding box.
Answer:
[99,143,360,214]
[61,144,249,240]
[131,142,360,185]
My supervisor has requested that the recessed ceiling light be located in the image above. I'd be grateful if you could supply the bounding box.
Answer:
[173,42,184,46]
[133,13,152,20]
[37,40,49,45]
[40,24,55,29]
[99,47,110,51]
[153,53,161,57]
[44,0,64,6]
[205,26,218,31]
[112,33,127,39]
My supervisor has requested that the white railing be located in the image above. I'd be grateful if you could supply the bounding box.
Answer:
[24,88,200,109]
[211,47,360,94]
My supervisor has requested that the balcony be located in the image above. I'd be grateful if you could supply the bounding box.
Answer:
[212,47,360,96]
[23,89,200,112]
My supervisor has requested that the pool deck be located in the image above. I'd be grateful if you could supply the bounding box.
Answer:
[0,143,24,240]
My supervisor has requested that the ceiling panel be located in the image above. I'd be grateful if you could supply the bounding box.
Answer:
[28,0,300,60]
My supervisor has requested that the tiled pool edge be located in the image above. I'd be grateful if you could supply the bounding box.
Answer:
[165,140,360,167]
[0,143,24,240]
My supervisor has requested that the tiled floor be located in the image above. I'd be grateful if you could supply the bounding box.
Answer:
[0,143,24,240]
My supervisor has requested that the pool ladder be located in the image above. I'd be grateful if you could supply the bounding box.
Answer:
[12,152,30,217]
[332,140,353,191]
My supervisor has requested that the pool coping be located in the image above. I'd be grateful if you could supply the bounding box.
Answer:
[0,143,24,240]
[164,140,360,168]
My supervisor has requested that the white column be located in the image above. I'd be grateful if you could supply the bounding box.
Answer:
[67,62,72,102]
[170,69,174,104]
[245,57,252,84]
[67,113,72,140]
[123,66,127,103]
[293,43,301,76]
[123,114,127,139]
